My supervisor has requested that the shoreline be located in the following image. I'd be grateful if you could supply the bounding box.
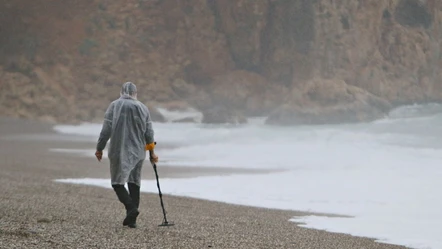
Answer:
[0,116,410,249]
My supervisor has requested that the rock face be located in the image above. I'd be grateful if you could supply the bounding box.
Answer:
[1,0,442,125]
[206,70,288,116]
[202,106,247,125]
[147,106,166,123]
[265,79,392,125]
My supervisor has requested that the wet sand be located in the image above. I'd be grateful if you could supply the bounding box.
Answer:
[0,117,409,249]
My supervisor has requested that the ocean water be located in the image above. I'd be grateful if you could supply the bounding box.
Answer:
[54,105,442,249]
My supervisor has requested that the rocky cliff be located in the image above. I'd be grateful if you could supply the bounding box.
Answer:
[1,0,442,125]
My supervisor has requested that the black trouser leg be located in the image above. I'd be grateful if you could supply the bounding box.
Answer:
[112,184,136,212]
[128,183,140,209]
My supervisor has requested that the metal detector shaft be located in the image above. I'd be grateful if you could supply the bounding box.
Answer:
[152,162,173,226]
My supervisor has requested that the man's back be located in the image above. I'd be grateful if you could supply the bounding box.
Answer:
[107,97,151,161]
[96,93,154,165]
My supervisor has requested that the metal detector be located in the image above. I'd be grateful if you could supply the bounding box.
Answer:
[152,162,174,227]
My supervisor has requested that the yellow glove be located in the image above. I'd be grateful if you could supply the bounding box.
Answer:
[145,142,156,151]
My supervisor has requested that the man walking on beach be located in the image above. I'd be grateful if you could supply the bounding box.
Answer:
[95,82,158,228]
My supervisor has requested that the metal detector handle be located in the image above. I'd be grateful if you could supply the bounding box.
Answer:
[145,141,156,151]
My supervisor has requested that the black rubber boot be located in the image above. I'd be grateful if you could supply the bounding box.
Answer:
[112,184,139,228]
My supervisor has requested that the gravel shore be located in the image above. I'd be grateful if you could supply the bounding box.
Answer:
[0,117,410,249]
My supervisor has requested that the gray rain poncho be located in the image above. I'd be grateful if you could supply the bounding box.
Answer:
[96,82,154,186]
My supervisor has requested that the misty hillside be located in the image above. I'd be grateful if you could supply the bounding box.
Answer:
[1,0,441,125]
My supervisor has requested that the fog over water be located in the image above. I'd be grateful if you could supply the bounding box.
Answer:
[55,104,442,249]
